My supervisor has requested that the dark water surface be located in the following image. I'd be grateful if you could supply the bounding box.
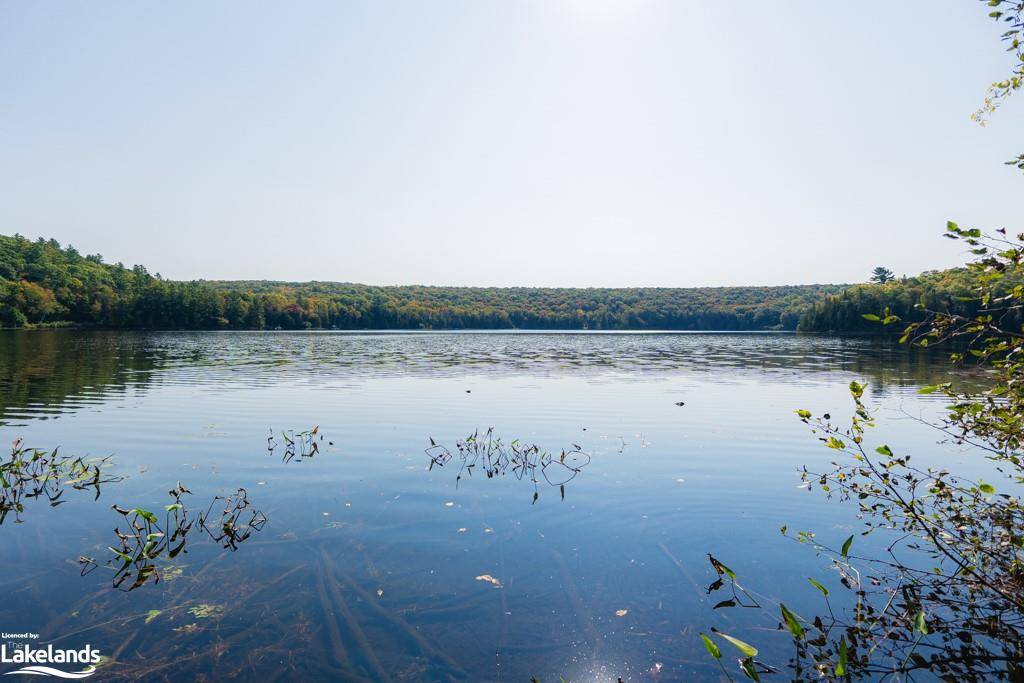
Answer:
[0,331,967,681]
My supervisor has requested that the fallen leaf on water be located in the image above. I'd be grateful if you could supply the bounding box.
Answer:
[615,609,629,617]
[675,478,685,485]
[144,610,162,624]
[444,501,455,508]
[376,588,384,598]
[458,527,468,533]
[483,527,493,534]
[476,574,502,588]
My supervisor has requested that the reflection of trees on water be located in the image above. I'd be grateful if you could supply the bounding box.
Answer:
[0,331,977,425]
[0,331,163,425]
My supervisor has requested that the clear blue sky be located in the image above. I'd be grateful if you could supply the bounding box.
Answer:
[1,1,1020,286]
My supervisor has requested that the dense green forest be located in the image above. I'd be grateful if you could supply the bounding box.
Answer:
[6,232,994,333]
[796,268,1007,333]
[0,234,849,331]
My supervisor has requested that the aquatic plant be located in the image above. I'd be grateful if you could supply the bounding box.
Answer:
[80,484,266,591]
[425,428,590,503]
[0,438,122,524]
[703,224,1024,681]
[197,487,267,550]
[267,425,330,463]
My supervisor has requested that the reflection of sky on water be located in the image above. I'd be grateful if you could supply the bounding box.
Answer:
[0,331,975,681]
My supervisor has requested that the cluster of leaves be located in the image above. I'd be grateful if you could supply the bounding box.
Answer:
[785,380,1023,681]
[81,484,266,591]
[425,428,591,503]
[0,233,846,331]
[703,224,1024,681]
[0,438,121,524]
[267,425,330,463]
[972,0,1024,171]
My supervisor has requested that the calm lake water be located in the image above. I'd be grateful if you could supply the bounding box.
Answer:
[0,330,968,681]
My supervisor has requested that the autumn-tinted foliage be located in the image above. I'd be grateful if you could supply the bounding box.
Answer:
[0,234,845,331]
[796,267,1020,334]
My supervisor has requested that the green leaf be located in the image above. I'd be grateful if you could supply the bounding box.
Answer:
[918,385,940,395]
[795,409,811,419]
[808,577,829,597]
[836,637,848,676]
[861,314,880,322]
[715,632,758,658]
[979,482,996,495]
[825,437,845,450]
[739,657,760,681]
[875,445,893,457]
[914,611,929,635]
[708,555,736,580]
[699,633,721,660]
[107,547,133,563]
[780,603,804,639]
[841,535,854,558]
[131,508,158,524]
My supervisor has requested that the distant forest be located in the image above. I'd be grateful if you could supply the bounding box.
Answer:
[796,268,1010,333]
[0,233,986,332]
[0,234,853,331]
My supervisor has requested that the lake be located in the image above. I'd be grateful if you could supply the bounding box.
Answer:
[0,330,966,681]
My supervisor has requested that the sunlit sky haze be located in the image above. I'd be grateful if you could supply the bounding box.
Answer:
[1,1,1021,286]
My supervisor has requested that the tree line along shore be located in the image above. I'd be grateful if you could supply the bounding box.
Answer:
[0,233,981,333]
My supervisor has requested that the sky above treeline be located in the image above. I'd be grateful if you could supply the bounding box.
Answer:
[1,1,1021,287]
